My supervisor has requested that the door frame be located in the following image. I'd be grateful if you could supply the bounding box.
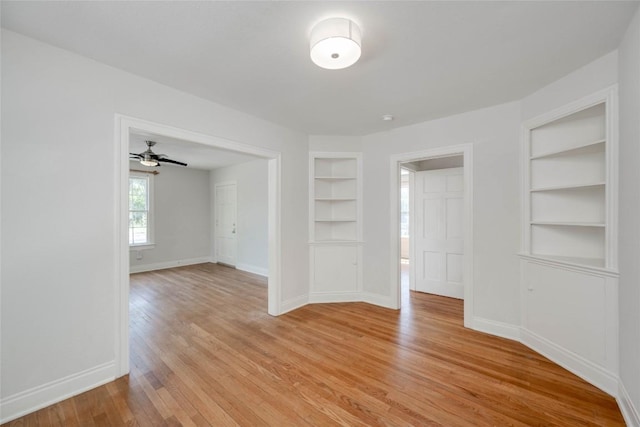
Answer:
[390,143,474,327]
[213,181,238,266]
[115,114,282,378]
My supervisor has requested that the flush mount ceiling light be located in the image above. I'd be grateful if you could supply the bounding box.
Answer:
[310,17,361,70]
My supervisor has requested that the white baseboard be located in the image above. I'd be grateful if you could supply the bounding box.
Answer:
[618,380,640,427]
[520,328,618,396]
[129,256,213,273]
[279,294,309,314]
[361,292,398,309]
[308,291,363,304]
[281,291,396,315]
[472,317,521,341]
[0,361,115,424]
[306,291,398,309]
[236,262,268,277]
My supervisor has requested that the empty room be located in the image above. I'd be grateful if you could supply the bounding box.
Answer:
[2,1,640,426]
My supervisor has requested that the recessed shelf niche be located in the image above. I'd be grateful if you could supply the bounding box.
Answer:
[310,154,361,242]
[309,152,363,300]
[523,99,615,270]
[519,87,619,399]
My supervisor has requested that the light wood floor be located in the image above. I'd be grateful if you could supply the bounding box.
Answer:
[5,263,624,426]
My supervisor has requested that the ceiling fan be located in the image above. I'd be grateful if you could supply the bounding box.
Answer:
[130,140,187,167]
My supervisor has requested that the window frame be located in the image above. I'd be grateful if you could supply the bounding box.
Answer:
[128,171,155,250]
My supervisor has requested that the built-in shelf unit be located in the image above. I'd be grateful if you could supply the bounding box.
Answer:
[519,87,619,396]
[523,95,616,270]
[311,155,361,242]
[309,152,362,301]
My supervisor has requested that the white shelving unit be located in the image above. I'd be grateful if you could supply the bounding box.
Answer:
[519,87,619,395]
[310,155,361,242]
[309,152,362,301]
[523,99,616,270]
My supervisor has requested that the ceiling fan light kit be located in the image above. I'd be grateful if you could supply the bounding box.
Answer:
[310,17,361,70]
[130,140,187,167]
[140,152,158,167]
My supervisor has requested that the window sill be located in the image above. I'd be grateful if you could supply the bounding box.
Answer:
[130,244,155,251]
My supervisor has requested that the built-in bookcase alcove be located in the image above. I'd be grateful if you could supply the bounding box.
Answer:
[309,153,362,301]
[519,86,619,396]
[525,102,612,268]
[312,157,359,241]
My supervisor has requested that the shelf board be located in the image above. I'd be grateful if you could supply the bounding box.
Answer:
[315,197,357,201]
[530,182,605,192]
[315,218,357,222]
[315,176,357,180]
[313,239,359,243]
[530,221,605,228]
[539,255,605,268]
[518,253,617,275]
[530,139,605,160]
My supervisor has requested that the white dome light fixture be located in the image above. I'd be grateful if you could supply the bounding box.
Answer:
[310,17,361,70]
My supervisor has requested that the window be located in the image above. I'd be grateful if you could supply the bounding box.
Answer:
[129,173,153,246]
[400,186,410,237]
[400,170,410,238]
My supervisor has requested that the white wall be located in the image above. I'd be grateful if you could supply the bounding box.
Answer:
[210,159,269,276]
[618,5,640,423]
[362,101,522,324]
[1,30,308,421]
[308,135,363,152]
[129,161,211,272]
[521,51,618,120]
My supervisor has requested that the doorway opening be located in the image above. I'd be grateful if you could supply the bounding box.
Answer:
[390,144,473,327]
[115,115,282,377]
[401,155,464,299]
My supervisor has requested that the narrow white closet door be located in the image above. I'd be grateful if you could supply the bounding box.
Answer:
[215,182,237,266]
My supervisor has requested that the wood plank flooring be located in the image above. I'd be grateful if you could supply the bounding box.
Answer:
[4,263,624,426]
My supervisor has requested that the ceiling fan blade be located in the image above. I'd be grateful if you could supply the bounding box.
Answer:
[158,158,188,167]
[129,153,143,159]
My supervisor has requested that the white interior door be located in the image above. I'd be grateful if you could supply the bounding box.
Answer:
[414,167,464,299]
[215,182,237,266]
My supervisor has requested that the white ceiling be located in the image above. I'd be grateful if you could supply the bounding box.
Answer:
[2,1,638,136]
[129,131,261,171]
